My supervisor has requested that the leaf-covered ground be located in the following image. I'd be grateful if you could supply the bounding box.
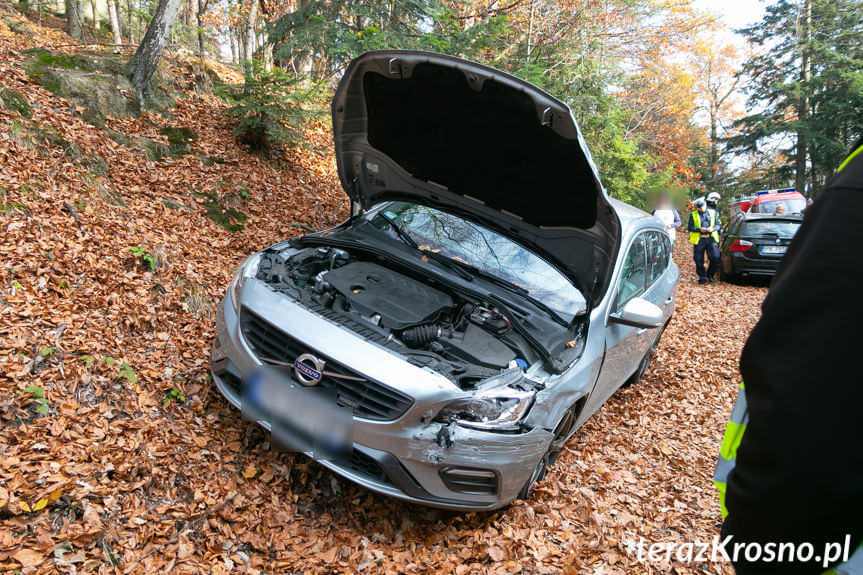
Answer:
[1,6,767,574]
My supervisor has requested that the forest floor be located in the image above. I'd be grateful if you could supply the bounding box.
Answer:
[1,4,767,574]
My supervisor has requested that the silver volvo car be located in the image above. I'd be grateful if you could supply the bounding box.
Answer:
[210,51,679,510]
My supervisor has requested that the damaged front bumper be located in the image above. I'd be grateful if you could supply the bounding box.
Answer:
[209,279,554,510]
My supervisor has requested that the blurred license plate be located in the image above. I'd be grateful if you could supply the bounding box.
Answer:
[760,245,786,255]
[243,368,351,458]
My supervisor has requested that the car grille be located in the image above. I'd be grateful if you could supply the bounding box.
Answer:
[240,309,413,421]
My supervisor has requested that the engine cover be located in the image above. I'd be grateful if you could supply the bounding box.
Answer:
[324,261,453,330]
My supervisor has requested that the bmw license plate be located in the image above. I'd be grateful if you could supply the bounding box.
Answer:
[760,245,786,255]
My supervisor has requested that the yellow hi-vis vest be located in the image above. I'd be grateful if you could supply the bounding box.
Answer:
[689,210,720,244]
[714,384,863,574]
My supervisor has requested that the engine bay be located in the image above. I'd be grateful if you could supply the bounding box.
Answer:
[255,244,582,388]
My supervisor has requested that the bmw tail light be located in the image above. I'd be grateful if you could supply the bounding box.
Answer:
[730,239,753,252]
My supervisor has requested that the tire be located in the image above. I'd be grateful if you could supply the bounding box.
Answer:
[517,402,582,499]
[719,260,736,283]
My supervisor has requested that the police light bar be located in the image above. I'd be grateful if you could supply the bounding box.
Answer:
[755,188,796,195]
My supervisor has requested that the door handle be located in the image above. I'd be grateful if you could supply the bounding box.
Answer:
[637,328,647,335]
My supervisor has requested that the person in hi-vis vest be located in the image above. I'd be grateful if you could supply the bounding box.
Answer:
[687,198,721,284]
[715,139,863,574]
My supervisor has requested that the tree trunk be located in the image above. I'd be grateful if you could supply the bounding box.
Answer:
[195,0,208,58]
[230,30,238,64]
[90,0,99,28]
[237,27,246,62]
[795,0,811,195]
[262,41,273,72]
[127,0,182,103]
[108,0,122,46]
[709,106,718,175]
[65,0,83,39]
[243,0,259,74]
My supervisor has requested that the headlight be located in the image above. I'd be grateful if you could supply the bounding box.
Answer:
[228,252,262,310]
[438,383,534,432]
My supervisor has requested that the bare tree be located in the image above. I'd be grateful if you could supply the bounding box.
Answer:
[65,0,83,40]
[126,0,182,103]
[108,0,123,46]
[242,0,259,74]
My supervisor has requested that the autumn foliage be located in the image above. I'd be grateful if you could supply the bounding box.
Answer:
[0,2,763,574]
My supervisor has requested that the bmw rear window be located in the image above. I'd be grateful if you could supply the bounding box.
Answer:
[742,220,801,238]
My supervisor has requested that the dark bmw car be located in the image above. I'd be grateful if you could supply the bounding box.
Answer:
[719,213,803,281]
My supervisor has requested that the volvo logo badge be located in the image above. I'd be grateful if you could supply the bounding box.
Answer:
[293,353,325,386]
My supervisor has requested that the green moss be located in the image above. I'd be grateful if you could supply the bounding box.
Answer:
[159,126,197,156]
[22,49,93,78]
[105,128,131,146]
[204,195,246,232]
[78,153,109,177]
[140,138,170,162]
[0,87,32,117]
[8,119,77,158]
[1,14,32,35]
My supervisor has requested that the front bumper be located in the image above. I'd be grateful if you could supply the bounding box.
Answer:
[209,280,553,510]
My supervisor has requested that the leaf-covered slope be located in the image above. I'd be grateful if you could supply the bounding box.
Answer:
[1,5,756,574]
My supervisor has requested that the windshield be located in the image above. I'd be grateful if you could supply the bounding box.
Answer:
[753,198,806,214]
[367,202,586,320]
[743,219,801,238]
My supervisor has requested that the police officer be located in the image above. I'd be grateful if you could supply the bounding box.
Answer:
[706,191,721,211]
[687,198,721,284]
[714,140,863,574]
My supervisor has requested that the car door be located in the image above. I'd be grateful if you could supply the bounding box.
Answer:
[585,233,654,409]
[720,215,743,273]
[644,231,676,319]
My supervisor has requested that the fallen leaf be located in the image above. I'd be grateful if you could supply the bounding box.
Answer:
[12,548,44,568]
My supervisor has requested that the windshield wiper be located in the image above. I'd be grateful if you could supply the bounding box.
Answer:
[435,257,570,326]
[377,212,418,249]
[376,213,567,324]
[376,213,474,281]
[473,267,569,326]
[419,249,475,281]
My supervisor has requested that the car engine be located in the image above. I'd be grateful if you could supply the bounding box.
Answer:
[255,245,544,387]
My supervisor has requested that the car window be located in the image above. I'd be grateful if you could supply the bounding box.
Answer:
[645,231,668,287]
[615,234,647,312]
[729,215,744,236]
[368,202,586,320]
[753,198,806,214]
[742,219,801,238]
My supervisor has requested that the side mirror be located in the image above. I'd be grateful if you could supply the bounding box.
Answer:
[610,297,665,329]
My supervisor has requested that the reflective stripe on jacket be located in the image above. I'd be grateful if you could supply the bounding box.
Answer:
[715,385,863,574]
[713,382,748,519]
[689,210,720,244]
[839,144,863,173]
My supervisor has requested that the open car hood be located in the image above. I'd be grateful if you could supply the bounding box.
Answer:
[332,51,621,306]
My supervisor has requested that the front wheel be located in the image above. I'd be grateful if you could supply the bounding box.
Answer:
[517,402,582,499]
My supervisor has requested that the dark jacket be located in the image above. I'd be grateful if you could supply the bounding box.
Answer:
[722,156,863,574]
